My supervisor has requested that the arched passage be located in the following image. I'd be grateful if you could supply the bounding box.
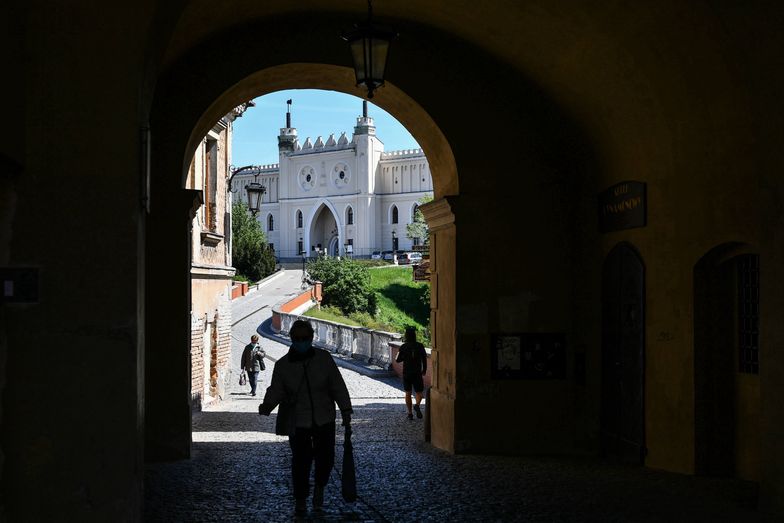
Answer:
[146,8,600,462]
[147,62,460,458]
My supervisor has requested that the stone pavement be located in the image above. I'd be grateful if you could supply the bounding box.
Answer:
[145,272,772,522]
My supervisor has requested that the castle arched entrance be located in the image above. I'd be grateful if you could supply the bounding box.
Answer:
[307,202,340,256]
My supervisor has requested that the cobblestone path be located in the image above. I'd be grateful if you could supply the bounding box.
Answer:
[145,271,771,522]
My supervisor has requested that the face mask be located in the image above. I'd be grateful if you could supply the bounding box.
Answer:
[292,340,311,353]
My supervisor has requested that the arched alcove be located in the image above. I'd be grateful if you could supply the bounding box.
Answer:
[694,242,760,480]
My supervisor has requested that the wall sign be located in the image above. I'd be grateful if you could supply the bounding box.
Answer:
[491,333,566,380]
[598,181,646,233]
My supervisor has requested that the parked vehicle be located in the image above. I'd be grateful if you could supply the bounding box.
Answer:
[371,251,382,260]
[407,252,423,264]
[382,251,394,260]
[398,252,422,265]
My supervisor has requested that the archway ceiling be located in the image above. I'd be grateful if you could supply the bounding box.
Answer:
[161,0,756,187]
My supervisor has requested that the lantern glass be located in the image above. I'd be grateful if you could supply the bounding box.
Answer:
[347,27,393,95]
[245,182,266,214]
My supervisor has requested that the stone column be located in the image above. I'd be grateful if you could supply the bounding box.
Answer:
[419,197,457,453]
[144,188,202,461]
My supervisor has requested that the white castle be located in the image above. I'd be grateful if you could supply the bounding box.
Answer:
[231,101,433,260]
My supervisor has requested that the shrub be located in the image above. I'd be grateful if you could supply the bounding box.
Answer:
[307,257,377,315]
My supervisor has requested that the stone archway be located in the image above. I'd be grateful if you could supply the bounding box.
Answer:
[147,62,460,459]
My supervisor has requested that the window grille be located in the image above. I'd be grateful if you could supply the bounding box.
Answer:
[738,254,760,374]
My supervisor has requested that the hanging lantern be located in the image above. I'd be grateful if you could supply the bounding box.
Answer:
[245,182,266,216]
[343,0,397,99]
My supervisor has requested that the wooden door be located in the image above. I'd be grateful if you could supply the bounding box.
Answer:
[601,244,645,464]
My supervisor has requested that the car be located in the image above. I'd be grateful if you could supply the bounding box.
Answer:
[398,252,422,265]
[407,252,423,264]
[382,250,394,260]
[371,251,382,260]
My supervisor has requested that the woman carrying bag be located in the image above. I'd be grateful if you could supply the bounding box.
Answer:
[258,320,353,517]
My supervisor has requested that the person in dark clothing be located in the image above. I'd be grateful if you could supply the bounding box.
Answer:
[258,320,352,517]
[241,335,266,396]
[396,327,427,420]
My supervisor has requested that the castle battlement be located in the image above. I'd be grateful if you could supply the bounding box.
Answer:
[291,131,354,155]
[380,148,425,160]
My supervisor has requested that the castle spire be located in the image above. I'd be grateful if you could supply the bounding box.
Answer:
[278,98,298,153]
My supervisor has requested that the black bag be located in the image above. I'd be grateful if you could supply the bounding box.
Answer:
[239,371,247,386]
[274,399,297,436]
[341,425,357,502]
[259,356,266,371]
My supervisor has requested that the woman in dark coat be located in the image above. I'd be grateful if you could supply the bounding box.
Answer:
[258,320,352,517]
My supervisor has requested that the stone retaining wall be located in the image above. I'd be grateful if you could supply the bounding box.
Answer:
[272,287,403,368]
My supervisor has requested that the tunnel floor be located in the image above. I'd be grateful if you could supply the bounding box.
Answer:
[145,376,768,522]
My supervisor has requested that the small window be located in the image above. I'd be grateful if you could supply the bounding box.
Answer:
[296,210,303,228]
[267,214,274,232]
[346,206,354,225]
[412,204,419,221]
[391,205,398,224]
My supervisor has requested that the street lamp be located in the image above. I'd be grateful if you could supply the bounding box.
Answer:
[245,182,266,216]
[391,229,397,251]
[342,0,397,99]
[228,165,266,216]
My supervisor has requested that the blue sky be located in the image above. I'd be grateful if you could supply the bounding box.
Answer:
[231,89,420,167]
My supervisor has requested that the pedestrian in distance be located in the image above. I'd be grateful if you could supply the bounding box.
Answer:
[396,327,427,420]
[241,334,266,396]
[258,320,353,518]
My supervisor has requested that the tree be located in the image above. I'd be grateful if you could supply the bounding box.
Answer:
[406,195,434,245]
[232,200,276,282]
[307,257,377,315]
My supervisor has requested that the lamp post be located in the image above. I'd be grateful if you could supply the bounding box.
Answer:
[391,229,397,252]
[343,0,397,99]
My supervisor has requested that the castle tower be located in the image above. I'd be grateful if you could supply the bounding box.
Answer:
[278,100,297,202]
[353,100,376,136]
[353,100,383,195]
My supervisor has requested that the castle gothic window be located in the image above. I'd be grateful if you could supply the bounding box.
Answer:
[267,214,274,232]
[346,206,354,225]
[296,209,303,228]
[391,205,399,224]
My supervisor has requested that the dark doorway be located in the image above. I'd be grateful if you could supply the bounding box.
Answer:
[601,243,645,464]
[694,247,760,479]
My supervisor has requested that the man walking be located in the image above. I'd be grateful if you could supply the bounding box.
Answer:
[241,334,266,396]
[396,327,427,420]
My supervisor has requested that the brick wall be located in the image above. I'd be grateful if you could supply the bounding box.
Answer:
[191,315,205,409]
[213,290,232,399]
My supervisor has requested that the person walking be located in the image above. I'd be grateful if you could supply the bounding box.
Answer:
[396,327,427,420]
[241,334,266,396]
[258,320,352,517]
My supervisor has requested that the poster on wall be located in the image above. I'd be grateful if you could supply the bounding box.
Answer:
[491,333,566,380]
